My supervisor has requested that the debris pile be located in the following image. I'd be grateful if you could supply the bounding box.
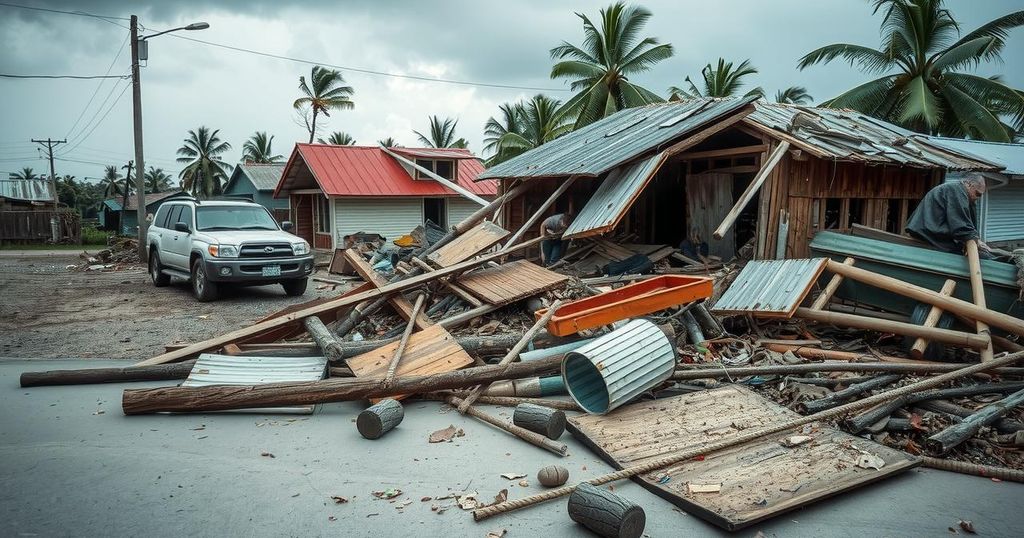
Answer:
[76,237,141,271]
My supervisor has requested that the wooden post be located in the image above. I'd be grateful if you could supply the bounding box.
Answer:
[909,279,957,360]
[383,293,426,387]
[21,360,196,388]
[712,141,789,240]
[456,300,563,413]
[446,395,568,456]
[965,240,995,362]
[500,177,576,252]
[793,307,990,350]
[303,317,345,362]
[357,399,404,440]
[926,388,1024,454]
[513,403,566,440]
[799,374,903,414]
[567,482,646,538]
[809,257,854,310]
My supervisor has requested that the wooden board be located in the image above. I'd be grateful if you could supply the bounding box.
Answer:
[427,221,510,268]
[457,260,569,306]
[242,281,375,344]
[345,324,473,402]
[328,248,351,275]
[567,385,919,531]
[685,173,734,260]
[343,249,433,330]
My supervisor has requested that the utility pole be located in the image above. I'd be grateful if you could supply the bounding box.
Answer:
[130,14,148,260]
[30,138,65,211]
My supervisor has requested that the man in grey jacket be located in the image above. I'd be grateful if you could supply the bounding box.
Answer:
[906,173,992,258]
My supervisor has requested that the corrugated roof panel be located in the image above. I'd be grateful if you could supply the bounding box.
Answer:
[183,354,328,414]
[479,97,756,180]
[922,136,1024,176]
[563,152,666,239]
[0,178,54,202]
[239,163,286,191]
[711,258,828,317]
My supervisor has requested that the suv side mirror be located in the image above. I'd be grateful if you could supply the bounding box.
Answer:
[174,222,191,233]
[281,221,294,231]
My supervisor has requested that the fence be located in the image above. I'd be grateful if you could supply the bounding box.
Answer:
[0,209,81,244]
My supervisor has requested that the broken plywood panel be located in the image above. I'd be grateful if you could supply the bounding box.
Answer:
[427,221,510,268]
[457,260,569,306]
[346,324,473,402]
[567,385,918,531]
[344,249,433,330]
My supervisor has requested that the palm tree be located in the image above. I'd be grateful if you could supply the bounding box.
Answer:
[176,126,232,199]
[317,131,356,145]
[8,167,38,179]
[550,2,673,128]
[484,95,573,165]
[144,167,173,193]
[798,0,1024,141]
[414,116,468,148]
[241,131,283,163]
[120,160,135,211]
[669,58,763,100]
[775,86,814,105]
[293,66,355,143]
[377,137,399,147]
[99,165,122,199]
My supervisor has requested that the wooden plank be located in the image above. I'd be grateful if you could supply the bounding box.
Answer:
[346,324,473,402]
[712,141,790,240]
[343,249,433,330]
[457,260,569,306]
[428,220,510,267]
[566,386,918,531]
[674,144,768,161]
[809,257,854,310]
[242,281,376,344]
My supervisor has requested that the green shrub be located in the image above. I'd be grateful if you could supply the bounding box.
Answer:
[81,226,110,246]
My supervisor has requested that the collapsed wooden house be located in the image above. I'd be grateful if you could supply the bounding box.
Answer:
[478,98,1001,261]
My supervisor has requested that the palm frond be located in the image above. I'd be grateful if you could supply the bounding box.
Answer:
[797,43,896,72]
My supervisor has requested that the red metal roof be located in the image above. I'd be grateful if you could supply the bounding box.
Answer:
[275,144,496,198]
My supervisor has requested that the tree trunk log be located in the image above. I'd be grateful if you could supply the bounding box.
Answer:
[846,382,1024,433]
[926,388,1024,455]
[916,400,1024,433]
[567,482,646,538]
[799,375,903,414]
[513,403,566,440]
[356,399,404,440]
[122,355,562,415]
[303,317,345,362]
[690,303,725,339]
[21,360,196,387]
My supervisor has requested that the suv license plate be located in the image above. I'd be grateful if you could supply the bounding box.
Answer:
[262,265,282,277]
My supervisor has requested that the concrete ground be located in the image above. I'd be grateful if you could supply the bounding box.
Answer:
[2,359,1022,537]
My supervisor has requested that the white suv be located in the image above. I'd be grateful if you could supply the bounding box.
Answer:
[146,199,314,302]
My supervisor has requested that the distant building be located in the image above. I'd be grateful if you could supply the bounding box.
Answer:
[99,191,191,235]
[0,178,54,210]
[222,163,289,222]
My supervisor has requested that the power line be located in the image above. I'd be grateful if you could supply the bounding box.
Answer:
[0,73,129,80]
[0,2,129,21]
[59,82,131,155]
[65,34,130,140]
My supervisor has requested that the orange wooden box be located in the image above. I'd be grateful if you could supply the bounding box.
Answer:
[535,275,714,336]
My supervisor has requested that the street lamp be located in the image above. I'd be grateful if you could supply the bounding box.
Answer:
[130,16,209,261]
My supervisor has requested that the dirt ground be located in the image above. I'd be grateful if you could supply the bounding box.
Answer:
[0,250,344,360]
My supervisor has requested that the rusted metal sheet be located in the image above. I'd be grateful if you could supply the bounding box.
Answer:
[183,354,327,414]
[562,152,667,239]
[0,179,54,202]
[711,258,828,318]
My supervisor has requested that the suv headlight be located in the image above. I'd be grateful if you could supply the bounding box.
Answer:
[208,244,240,258]
[291,241,310,256]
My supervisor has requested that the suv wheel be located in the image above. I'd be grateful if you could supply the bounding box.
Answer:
[191,258,219,302]
[149,251,171,287]
[281,278,308,297]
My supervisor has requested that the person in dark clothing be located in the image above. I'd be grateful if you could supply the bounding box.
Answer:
[906,174,992,258]
[540,213,571,266]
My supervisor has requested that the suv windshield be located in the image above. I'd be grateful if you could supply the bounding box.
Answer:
[196,206,278,231]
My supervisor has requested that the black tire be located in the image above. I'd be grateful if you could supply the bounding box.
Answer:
[191,258,219,302]
[149,250,171,287]
[281,278,308,297]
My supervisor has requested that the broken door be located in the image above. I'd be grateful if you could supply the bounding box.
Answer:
[685,173,734,259]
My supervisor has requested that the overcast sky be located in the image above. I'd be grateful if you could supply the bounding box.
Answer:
[1,0,1022,184]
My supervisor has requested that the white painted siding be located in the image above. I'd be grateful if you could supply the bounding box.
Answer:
[448,197,485,229]
[334,197,423,244]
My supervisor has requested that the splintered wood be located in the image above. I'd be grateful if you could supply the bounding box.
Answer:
[566,385,918,531]
[346,324,474,402]
[457,260,569,306]
[344,249,432,330]
[427,221,510,268]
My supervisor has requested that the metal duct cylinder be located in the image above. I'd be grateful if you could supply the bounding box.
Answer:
[561,319,676,414]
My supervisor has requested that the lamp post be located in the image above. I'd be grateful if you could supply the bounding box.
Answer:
[131,16,209,261]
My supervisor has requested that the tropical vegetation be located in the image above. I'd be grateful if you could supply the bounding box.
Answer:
[669,58,763,100]
[483,94,572,165]
[120,160,135,210]
[414,116,468,148]
[242,131,284,163]
[774,86,814,105]
[99,165,123,198]
[293,66,355,143]
[144,167,173,193]
[8,167,38,179]
[318,131,356,145]
[176,126,232,198]
[378,137,398,147]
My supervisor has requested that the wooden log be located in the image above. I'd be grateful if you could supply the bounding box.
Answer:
[690,303,725,339]
[456,300,563,413]
[926,388,1024,454]
[712,140,789,240]
[383,293,426,387]
[445,395,568,456]
[344,248,433,330]
[799,374,903,414]
[793,307,989,350]
[809,257,854,310]
[567,482,646,538]
[909,279,957,360]
[824,258,1024,338]
[356,399,404,440]
[303,316,345,362]
[122,355,563,415]
[673,362,1024,380]
[916,400,1024,434]
[965,240,995,362]
[21,360,197,388]
[133,235,546,367]
[846,382,1024,432]
[513,403,566,440]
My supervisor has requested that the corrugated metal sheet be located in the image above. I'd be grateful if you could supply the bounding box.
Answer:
[983,179,1024,242]
[711,258,828,317]
[746,103,998,171]
[479,97,756,180]
[237,163,286,191]
[447,197,480,229]
[390,147,479,160]
[183,354,327,414]
[923,137,1024,176]
[561,319,676,414]
[335,197,423,242]
[0,179,54,202]
[277,144,497,197]
[563,152,667,239]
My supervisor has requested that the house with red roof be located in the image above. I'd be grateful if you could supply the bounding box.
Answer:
[274,144,497,250]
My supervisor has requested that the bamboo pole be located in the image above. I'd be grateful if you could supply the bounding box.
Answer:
[383,293,426,387]
[445,395,568,456]
[793,307,990,350]
[471,350,1024,521]
[965,240,995,362]
[909,279,957,360]
[810,257,854,310]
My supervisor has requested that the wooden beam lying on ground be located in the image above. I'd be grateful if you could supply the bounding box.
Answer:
[344,249,432,330]
[793,307,990,350]
[131,235,546,368]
